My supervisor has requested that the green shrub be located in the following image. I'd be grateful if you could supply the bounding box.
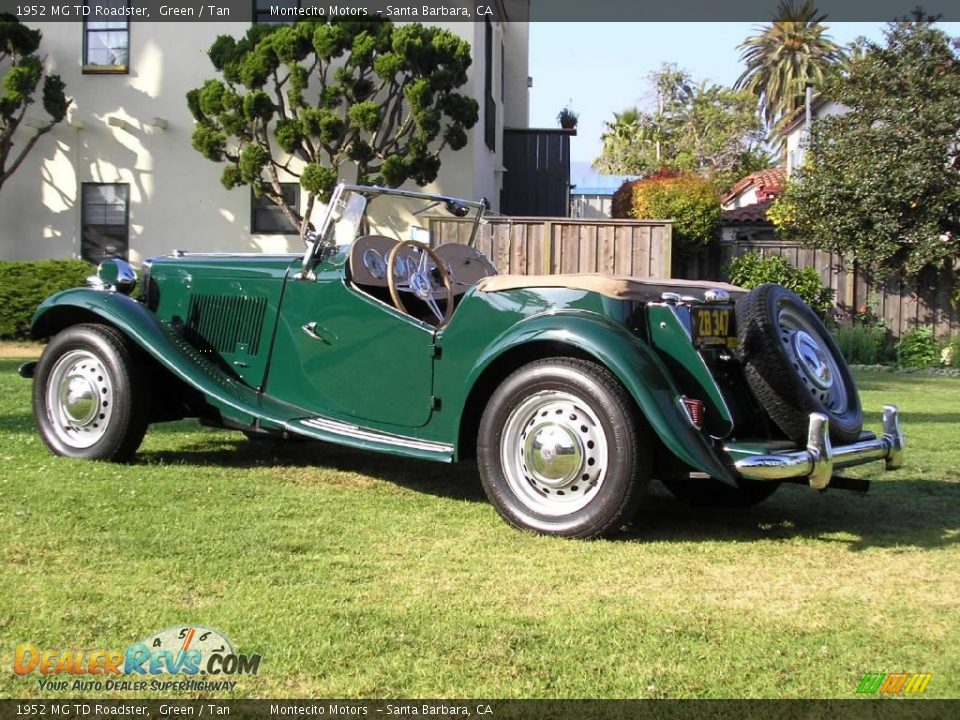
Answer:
[833,324,892,365]
[726,252,835,317]
[896,326,939,369]
[612,171,721,253]
[939,334,960,367]
[0,259,94,339]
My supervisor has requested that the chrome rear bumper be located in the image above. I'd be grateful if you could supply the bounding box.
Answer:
[734,405,905,490]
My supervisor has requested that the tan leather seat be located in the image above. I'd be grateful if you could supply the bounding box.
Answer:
[476,273,745,301]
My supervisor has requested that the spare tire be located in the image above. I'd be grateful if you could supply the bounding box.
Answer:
[737,283,862,444]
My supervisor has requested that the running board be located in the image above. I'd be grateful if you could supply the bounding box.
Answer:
[286,416,454,463]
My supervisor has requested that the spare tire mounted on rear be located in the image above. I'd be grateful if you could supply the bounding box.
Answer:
[737,283,862,445]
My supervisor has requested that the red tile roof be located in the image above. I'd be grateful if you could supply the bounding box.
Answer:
[722,167,787,205]
[722,200,773,225]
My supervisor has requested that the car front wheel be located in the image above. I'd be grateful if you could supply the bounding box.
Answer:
[477,358,649,539]
[33,323,149,462]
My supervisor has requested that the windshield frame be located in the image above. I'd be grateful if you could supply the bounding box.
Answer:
[300,182,487,275]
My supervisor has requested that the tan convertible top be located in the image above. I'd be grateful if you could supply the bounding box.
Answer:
[476,273,745,301]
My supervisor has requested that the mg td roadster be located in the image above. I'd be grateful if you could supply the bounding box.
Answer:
[21,184,905,538]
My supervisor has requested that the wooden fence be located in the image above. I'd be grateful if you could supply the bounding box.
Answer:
[428,217,673,279]
[428,217,957,339]
[678,239,960,339]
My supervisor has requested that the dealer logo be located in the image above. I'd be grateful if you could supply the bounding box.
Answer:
[14,625,261,691]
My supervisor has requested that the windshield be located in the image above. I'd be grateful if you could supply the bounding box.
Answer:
[322,191,367,247]
[314,184,485,256]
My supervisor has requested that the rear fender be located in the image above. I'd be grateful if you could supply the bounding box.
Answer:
[465,312,735,483]
[31,288,260,426]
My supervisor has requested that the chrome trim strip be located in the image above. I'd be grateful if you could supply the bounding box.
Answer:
[733,405,905,488]
[704,289,731,304]
[296,416,453,454]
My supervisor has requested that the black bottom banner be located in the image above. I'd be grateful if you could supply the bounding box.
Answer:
[0,700,957,720]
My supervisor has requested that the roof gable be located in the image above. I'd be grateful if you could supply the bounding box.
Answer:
[721,167,787,206]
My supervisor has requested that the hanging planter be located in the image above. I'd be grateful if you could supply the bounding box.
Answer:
[557,106,578,129]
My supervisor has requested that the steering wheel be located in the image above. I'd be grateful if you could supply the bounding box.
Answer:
[387,240,455,327]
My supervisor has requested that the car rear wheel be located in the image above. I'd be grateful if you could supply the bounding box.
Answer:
[33,324,149,462]
[477,358,649,539]
[737,283,862,445]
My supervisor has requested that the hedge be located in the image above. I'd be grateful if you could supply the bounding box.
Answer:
[0,259,95,340]
[726,252,835,317]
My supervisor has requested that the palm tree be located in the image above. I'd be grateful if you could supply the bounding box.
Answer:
[593,108,646,175]
[735,0,846,138]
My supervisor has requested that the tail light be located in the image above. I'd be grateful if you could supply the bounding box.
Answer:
[680,396,705,429]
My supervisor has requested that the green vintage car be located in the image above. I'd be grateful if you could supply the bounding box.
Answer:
[21,184,905,538]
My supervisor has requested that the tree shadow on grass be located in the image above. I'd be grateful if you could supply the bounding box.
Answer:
[878,412,960,424]
[853,373,960,393]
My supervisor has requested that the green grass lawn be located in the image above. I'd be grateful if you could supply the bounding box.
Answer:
[1,345,958,699]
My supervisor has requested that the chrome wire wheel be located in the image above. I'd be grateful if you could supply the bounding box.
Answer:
[44,349,115,450]
[777,304,848,414]
[499,390,609,517]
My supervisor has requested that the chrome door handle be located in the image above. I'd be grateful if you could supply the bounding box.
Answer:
[302,322,327,342]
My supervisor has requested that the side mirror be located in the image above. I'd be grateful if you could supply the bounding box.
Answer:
[445,200,470,218]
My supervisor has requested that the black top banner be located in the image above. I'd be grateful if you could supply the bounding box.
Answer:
[3,0,960,23]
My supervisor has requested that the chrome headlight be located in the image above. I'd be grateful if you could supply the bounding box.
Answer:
[87,258,137,295]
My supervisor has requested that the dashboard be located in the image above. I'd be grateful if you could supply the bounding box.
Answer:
[349,235,498,292]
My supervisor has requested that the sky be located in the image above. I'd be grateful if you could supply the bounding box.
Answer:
[527,22,960,186]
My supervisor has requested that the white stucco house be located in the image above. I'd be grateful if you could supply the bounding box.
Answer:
[0,1,530,264]
[782,96,847,178]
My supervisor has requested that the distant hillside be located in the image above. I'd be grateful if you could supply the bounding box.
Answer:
[570,161,637,191]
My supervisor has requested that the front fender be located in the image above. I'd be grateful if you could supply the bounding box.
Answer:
[30,288,260,426]
[467,311,735,483]
[32,288,145,341]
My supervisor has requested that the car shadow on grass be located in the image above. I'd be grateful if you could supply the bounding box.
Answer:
[138,433,960,551]
[0,412,36,433]
[627,480,960,551]
[138,434,488,503]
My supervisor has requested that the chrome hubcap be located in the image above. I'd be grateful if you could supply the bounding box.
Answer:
[45,350,114,449]
[60,372,99,424]
[501,391,608,516]
[792,330,833,390]
[778,306,847,412]
[525,423,583,488]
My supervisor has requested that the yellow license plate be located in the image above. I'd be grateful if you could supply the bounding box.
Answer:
[692,307,737,351]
